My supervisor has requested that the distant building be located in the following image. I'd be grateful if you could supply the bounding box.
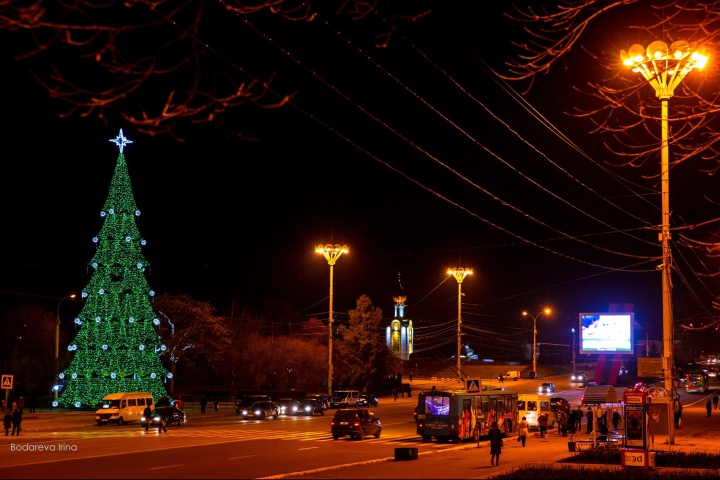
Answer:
[387,296,413,360]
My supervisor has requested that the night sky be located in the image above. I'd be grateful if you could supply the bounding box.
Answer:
[2,2,719,360]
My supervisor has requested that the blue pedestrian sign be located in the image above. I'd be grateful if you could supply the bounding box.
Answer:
[466,379,481,395]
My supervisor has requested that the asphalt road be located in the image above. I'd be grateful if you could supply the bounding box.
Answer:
[0,393,426,478]
[2,375,718,479]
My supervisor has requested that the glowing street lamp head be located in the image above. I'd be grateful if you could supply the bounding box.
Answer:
[447,267,472,283]
[315,243,348,265]
[620,40,709,98]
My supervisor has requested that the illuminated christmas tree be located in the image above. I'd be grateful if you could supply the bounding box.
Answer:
[57,130,169,408]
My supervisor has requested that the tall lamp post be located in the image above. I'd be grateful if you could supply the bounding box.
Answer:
[448,268,472,383]
[621,40,707,444]
[523,308,551,379]
[55,294,76,400]
[315,244,348,396]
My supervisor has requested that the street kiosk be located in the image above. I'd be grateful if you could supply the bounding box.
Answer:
[621,389,656,469]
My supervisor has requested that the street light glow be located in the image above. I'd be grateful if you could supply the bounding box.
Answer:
[315,243,348,395]
[620,37,708,444]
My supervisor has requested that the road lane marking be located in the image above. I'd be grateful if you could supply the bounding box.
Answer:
[297,447,318,450]
[229,455,257,460]
[148,464,184,470]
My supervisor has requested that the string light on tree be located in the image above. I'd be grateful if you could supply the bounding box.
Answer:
[57,129,168,408]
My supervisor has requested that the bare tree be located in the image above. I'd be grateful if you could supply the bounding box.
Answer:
[0,0,429,140]
[502,1,720,172]
[153,293,230,393]
[502,1,720,325]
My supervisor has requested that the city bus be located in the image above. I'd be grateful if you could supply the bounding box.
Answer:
[686,371,709,393]
[416,389,517,443]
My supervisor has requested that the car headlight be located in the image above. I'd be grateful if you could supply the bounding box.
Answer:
[255,410,261,415]
[242,410,248,415]
[305,406,311,411]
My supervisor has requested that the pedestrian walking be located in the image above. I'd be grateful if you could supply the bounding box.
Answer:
[143,404,152,432]
[18,396,24,415]
[488,421,503,466]
[538,412,548,438]
[157,406,168,433]
[517,416,529,447]
[11,406,22,436]
[392,388,398,401]
[213,396,219,411]
[29,395,36,414]
[3,409,11,436]
[707,399,713,417]
[713,395,719,410]
[200,395,207,414]
[409,372,413,383]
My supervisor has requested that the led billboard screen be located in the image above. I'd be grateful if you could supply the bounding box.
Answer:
[579,312,634,354]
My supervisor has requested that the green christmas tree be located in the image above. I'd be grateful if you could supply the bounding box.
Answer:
[57,130,169,408]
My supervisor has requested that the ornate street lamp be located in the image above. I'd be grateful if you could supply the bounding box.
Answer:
[523,308,551,379]
[315,244,348,396]
[621,40,707,443]
[448,268,472,383]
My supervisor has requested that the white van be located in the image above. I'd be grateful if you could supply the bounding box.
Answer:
[504,370,521,381]
[330,390,360,408]
[95,392,154,426]
[517,394,551,428]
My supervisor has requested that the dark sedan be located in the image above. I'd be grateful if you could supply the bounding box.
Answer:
[141,407,186,428]
[331,408,381,440]
[358,394,378,407]
[240,401,279,420]
[299,397,326,416]
[277,398,302,416]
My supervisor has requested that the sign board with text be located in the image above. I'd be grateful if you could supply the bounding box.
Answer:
[622,449,652,469]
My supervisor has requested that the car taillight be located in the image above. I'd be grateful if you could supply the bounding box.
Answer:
[450,423,455,429]
[353,422,360,427]
[330,421,335,426]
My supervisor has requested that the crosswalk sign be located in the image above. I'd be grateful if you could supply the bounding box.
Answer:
[1,374,13,390]
[466,378,481,395]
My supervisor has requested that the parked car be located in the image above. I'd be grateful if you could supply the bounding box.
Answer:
[538,382,555,393]
[330,408,381,440]
[140,407,186,428]
[240,401,279,420]
[276,398,301,416]
[299,397,326,416]
[708,368,718,378]
[570,372,585,383]
[358,394,379,407]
